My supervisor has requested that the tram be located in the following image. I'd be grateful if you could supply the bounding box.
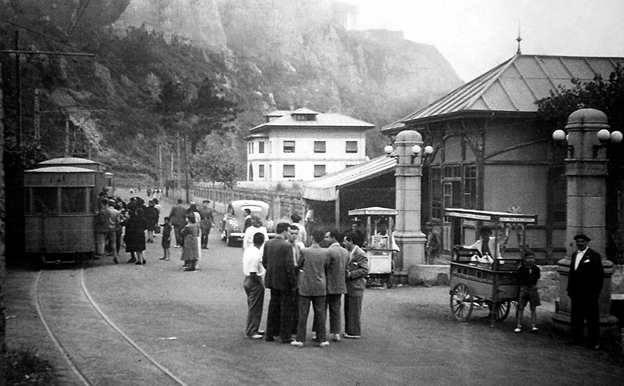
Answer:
[24,157,113,265]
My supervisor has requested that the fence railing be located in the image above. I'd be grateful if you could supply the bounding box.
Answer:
[177,182,306,221]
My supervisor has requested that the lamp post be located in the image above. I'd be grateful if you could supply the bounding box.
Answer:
[551,108,620,331]
[385,130,433,282]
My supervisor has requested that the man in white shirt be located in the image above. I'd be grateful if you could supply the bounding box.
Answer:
[243,214,268,251]
[243,232,266,339]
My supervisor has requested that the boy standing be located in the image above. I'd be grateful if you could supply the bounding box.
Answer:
[515,250,541,333]
[160,217,172,261]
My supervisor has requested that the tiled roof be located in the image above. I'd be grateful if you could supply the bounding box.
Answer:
[382,54,624,133]
[251,109,374,133]
[303,155,396,201]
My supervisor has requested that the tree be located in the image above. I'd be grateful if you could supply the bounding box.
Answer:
[536,64,624,131]
[536,64,624,263]
[156,77,238,154]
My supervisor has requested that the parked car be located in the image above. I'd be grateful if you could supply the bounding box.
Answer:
[220,200,275,246]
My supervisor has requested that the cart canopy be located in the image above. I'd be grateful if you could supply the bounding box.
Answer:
[444,208,537,224]
[348,207,398,216]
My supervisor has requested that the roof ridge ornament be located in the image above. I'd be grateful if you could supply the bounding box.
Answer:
[516,21,522,55]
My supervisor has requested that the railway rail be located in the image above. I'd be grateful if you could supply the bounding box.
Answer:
[33,267,189,386]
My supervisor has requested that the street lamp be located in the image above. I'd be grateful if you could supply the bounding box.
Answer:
[552,128,622,158]
[385,144,434,164]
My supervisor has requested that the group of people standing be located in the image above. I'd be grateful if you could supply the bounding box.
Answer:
[242,213,369,348]
[166,199,215,271]
[95,194,162,265]
[95,191,215,271]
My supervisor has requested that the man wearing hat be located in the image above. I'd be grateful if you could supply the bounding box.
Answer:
[199,200,214,249]
[566,234,604,350]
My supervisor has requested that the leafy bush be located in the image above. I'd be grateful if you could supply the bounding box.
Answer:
[5,349,58,386]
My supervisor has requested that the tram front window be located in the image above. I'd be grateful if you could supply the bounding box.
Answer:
[33,188,58,214]
[61,187,88,214]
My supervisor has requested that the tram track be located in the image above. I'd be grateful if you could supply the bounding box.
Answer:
[33,266,189,386]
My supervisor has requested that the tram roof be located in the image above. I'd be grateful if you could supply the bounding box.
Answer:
[39,157,100,166]
[25,166,96,173]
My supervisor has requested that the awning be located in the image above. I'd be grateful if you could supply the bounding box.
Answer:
[303,155,396,201]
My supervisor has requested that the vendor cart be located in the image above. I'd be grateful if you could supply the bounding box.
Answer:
[348,207,398,288]
[446,208,538,326]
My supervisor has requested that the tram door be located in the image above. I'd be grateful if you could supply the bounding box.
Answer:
[442,181,462,253]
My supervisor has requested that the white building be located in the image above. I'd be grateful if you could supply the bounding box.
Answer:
[245,108,374,182]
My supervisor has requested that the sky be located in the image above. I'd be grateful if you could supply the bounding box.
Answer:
[343,0,624,81]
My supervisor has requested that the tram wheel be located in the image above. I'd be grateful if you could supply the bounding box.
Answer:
[450,283,474,322]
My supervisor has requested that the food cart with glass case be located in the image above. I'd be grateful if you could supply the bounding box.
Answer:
[348,207,398,288]
[446,208,538,326]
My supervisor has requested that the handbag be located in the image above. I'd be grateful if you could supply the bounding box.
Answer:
[154,226,161,234]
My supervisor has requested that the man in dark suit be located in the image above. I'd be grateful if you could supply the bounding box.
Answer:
[324,230,348,341]
[343,232,369,339]
[566,234,604,350]
[262,222,296,343]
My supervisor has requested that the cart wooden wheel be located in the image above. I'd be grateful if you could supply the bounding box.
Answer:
[450,283,474,321]
[488,301,512,321]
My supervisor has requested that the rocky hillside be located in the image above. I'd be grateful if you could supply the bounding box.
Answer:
[0,0,462,182]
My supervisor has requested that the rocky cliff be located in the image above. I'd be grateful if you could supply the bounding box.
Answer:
[1,0,462,180]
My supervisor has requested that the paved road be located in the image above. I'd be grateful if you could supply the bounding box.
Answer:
[5,188,624,385]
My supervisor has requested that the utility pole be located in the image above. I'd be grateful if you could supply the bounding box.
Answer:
[64,117,70,157]
[1,36,95,145]
[184,134,190,204]
[34,88,40,140]
[158,145,162,187]
[177,131,181,199]
[15,31,21,144]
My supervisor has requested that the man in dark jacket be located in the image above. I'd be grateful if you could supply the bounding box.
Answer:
[168,199,187,247]
[343,231,369,339]
[262,222,295,343]
[144,200,160,244]
[566,234,604,350]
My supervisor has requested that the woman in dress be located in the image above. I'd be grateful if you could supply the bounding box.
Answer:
[181,213,200,271]
[125,208,147,265]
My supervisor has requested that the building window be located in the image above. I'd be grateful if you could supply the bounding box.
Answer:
[314,141,326,153]
[463,165,477,209]
[550,165,567,225]
[269,165,272,179]
[431,167,442,219]
[346,141,357,153]
[314,165,326,177]
[259,165,265,178]
[248,142,254,154]
[283,140,295,153]
[283,164,295,178]
[259,141,265,153]
[346,164,355,168]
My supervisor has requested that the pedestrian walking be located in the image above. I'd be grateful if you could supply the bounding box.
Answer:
[181,213,200,271]
[243,232,266,339]
[291,231,330,348]
[199,200,214,249]
[169,199,187,248]
[262,222,296,344]
[160,217,172,261]
[323,230,348,342]
[515,250,541,333]
[343,232,369,339]
[566,234,604,350]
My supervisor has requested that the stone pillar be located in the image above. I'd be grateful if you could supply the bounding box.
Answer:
[553,108,619,330]
[393,130,427,282]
